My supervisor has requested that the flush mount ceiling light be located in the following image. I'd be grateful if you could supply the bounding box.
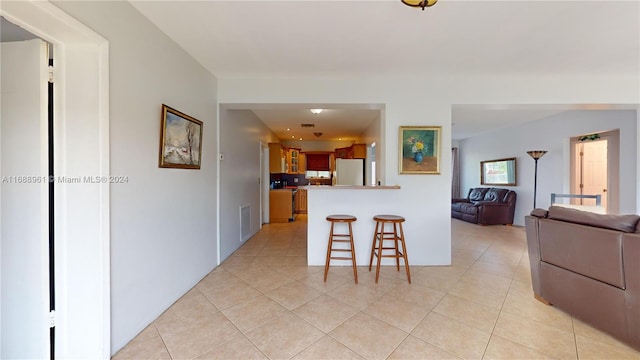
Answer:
[402,0,437,10]
[310,109,323,114]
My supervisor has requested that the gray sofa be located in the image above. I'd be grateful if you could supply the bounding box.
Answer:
[525,206,640,350]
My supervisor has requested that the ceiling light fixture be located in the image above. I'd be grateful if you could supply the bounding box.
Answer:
[313,132,323,137]
[401,0,437,11]
[310,109,323,114]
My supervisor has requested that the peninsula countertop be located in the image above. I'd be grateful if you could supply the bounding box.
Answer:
[300,185,401,190]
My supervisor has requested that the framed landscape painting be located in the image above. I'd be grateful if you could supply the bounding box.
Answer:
[159,104,203,169]
[399,126,441,174]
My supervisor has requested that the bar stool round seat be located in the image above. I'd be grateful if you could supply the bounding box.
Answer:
[369,215,411,284]
[324,214,358,284]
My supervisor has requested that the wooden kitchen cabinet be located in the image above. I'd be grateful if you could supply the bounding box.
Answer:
[329,153,336,173]
[269,143,285,173]
[335,146,350,159]
[298,153,306,174]
[270,190,294,223]
[287,148,300,174]
[295,189,307,214]
[352,144,366,159]
[334,144,366,159]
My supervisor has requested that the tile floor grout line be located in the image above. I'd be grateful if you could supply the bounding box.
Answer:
[114,219,640,359]
[201,280,282,360]
[152,322,174,360]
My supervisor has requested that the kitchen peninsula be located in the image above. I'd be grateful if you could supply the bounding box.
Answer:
[305,185,414,266]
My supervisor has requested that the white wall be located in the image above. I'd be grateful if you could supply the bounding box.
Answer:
[219,109,279,261]
[360,112,383,185]
[53,1,219,354]
[219,73,639,266]
[458,110,637,225]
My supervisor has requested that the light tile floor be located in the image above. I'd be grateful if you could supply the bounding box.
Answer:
[113,216,640,359]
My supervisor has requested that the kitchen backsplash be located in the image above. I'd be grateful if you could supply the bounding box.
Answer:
[270,173,332,187]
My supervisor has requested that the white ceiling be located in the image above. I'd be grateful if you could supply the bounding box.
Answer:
[1,16,38,42]
[251,107,380,142]
[131,1,638,78]
[31,1,640,141]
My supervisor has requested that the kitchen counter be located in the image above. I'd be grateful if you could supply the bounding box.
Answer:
[305,185,424,266]
[300,185,400,190]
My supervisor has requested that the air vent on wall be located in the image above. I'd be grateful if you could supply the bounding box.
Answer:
[301,123,315,128]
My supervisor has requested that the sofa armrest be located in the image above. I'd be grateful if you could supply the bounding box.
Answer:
[531,208,548,218]
[525,216,542,296]
[623,233,640,346]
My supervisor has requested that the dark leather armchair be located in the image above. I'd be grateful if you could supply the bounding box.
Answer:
[451,187,517,225]
[526,206,640,350]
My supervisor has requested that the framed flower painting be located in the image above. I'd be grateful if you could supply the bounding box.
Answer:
[399,126,441,174]
[159,104,203,169]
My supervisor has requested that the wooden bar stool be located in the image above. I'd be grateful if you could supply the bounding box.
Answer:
[368,215,411,284]
[324,215,358,284]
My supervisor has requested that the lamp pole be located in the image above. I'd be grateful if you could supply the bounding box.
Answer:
[527,150,547,209]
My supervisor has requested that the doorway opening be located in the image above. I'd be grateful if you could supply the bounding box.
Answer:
[570,129,620,213]
[0,2,110,357]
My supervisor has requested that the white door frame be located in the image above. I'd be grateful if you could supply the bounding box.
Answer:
[0,2,110,358]
[568,130,620,214]
[261,142,270,225]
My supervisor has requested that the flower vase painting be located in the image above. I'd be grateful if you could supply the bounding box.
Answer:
[399,126,441,174]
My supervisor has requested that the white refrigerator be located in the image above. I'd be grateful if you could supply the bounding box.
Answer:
[335,158,364,186]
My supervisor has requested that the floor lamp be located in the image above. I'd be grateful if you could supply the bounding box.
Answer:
[527,150,547,209]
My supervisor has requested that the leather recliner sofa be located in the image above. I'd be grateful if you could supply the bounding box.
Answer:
[451,187,517,225]
[525,206,640,350]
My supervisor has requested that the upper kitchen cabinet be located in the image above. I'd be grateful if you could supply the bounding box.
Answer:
[269,143,285,173]
[298,153,306,174]
[334,144,366,159]
[287,148,300,174]
[352,144,366,159]
[335,146,350,159]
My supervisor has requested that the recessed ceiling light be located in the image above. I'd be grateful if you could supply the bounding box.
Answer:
[299,137,303,140]
[310,109,323,114]
[291,135,295,139]
[286,128,290,131]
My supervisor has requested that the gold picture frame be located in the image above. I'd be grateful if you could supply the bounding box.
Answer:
[159,104,203,169]
[399,126,441,174]
[481,157,517,186]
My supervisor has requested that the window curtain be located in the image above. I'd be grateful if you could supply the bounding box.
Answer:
[306,153,330,171]
[507,159,516,184]
[451,147,460,198]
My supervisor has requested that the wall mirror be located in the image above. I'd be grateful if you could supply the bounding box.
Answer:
[481,157,517,186]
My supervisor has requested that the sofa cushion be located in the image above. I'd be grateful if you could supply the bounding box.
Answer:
[548,206,640,233]
[483,188,508,202]
[460,204,478,215]
[451,202,465,212]
[468,188,488,202]
[539,219,625,289]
